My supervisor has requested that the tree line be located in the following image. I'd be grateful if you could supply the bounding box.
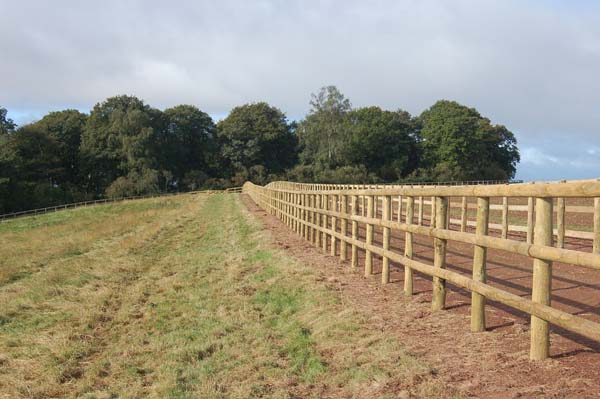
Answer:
[0,86,519,213]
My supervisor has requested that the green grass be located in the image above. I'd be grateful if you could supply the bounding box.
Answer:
[0,193,451,398]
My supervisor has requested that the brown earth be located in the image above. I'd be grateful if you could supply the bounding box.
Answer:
[242,194,600,399]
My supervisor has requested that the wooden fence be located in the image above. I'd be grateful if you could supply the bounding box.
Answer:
[243,179,600,360]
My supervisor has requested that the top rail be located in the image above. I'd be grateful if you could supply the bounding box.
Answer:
[264,179,600,197]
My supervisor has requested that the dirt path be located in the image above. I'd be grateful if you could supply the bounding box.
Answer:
[242,194,600,398]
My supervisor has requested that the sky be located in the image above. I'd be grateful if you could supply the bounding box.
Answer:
[1,0,599,182]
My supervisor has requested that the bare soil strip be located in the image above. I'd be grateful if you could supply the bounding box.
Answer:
[241,194,600,398]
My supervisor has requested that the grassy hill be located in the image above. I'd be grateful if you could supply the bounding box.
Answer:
[0,194,448,398]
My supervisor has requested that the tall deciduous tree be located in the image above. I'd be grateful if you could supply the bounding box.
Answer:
[297,86,351,168]
[0,107,15,136]
[0,107,16,136]
[0,107,16,212]
[162,105,216,189]
[26,110,88,187]
[80,95,163,196]
[217,102,297,182]
[419,100,519,180]
[345,106,419,180]
[2,125,68,210]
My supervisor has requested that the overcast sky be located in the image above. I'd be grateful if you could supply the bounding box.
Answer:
[1,0,599,181]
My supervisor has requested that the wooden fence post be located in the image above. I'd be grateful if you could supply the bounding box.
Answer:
[306,193,311,241]
[300,194,307,240]
[314,194,320,246]
[351,195,358,270]
[430,196,436,227]
[294,193,300,234]
[340,195,348,261]
[307,194,312,243]
[288,192,293,229]
[432,196,448,311]
[397,195,403,223]
[382,195,391,284]
[361,195,366,216]
[305,193,310,240]
[418,196,424,226]
[501,197,509,239]
[557,198,565,249]
[460,196,468,232]
[288,192,294,231]
[530,197,553,360]
[300,193,305,239]
[311,194,319,246]
[282,192,287,226]
[288,192,292,228]
[309,194,314,242]
[330,194,337,256]
[279,191,283,220]
[404,196,415,296]
[594,198,600,254]
[322,194,328,251]
[365,195,374,277]
[297,192,302,235]
[471,197,489,332]
[527,197,535,244]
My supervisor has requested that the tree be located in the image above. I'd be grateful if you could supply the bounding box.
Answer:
[26,110,87,187]
[344,107,419,181]
[217,102,297,180]
[0,107,16,135]
[297,86,351,168]
[0,134,17,213]
[105,168,159,198]
[162,105,216,189]
[80,95,164,195]
[1,125,68,210]
[419,100,519,181]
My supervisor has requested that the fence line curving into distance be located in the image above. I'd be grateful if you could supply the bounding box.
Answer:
[243,179,600,360]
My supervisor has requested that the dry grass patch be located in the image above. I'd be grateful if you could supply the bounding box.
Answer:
[0,194,453,398]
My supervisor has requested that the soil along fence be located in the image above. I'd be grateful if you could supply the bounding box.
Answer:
[243,179,600,360]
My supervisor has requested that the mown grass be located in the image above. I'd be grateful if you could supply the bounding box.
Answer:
[0,193,449,398]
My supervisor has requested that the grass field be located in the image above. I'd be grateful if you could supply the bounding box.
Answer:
[0,193,450,398]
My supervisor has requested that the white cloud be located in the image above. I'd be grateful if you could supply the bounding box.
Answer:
[520,148,559,166]
[1,0,599,180]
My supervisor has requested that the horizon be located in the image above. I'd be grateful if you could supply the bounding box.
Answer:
[2,0,600,182]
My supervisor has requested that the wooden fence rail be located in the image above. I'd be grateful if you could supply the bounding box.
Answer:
[243,179,600,360]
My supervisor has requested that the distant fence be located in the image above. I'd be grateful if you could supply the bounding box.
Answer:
[0,187,241,222]
[243,179,600,360]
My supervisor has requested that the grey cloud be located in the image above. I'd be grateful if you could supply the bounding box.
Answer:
[1,0,599,179]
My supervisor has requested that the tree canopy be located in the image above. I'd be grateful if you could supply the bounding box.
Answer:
[344,106,420,181]
[162,105,216,189]
[217,102,297,184]
[0,90,520,214]
[418,100,519,180]
[80,95,164,196]
[297,86,352,168]
[0,107,16,135]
